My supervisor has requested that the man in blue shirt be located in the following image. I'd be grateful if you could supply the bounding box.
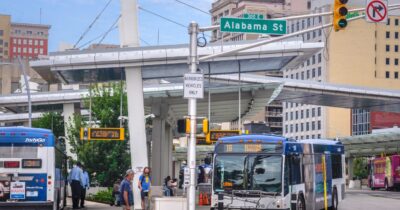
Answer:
[120,169,134,210]
[68,162,84,209]
[80,167,90,208]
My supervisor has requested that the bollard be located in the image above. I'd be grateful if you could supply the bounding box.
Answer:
[218,193,224,210]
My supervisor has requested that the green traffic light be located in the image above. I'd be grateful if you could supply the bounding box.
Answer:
[338,19,347,28]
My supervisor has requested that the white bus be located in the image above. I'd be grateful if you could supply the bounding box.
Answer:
[0,127,68,210]
[211,135,346,210]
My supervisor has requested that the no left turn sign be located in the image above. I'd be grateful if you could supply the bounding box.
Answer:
[366,0,388,23]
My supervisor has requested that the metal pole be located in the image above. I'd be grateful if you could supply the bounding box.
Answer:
[187,21,198,210]
[17,57,32,127]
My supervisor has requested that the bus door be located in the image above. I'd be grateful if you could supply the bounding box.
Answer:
[302,144,316,210]
[313,153,332,210]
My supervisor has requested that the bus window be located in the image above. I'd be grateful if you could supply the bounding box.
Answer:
[332,154,342,179]
[247,155,282,194]
[288,155,302,185]
[0,146,37,158]
[213,155,246,191]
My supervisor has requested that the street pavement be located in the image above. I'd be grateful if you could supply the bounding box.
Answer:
[65,188,400,210]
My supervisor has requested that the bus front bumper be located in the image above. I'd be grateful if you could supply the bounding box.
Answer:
[0,201,53,210]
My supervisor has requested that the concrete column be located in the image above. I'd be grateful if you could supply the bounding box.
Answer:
[151,101,174,185]
[63,103,77,160]
[347,158,354,181]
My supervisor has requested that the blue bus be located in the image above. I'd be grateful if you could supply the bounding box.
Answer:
[211,134,345,210]
[0,127,68,210]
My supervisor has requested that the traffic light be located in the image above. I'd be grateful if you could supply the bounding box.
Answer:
[177,118,209,134]
[333,0,348,31]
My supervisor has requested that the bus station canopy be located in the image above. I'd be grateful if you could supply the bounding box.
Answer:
[340,128,400,157]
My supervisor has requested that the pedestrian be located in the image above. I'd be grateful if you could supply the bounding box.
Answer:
[112,179,121,206]
[80,167,90,208]
[120,169,135,210]
[168,178,178,196]
[68,162,84,209]
[138,167,151,210]
[163,176,172,196]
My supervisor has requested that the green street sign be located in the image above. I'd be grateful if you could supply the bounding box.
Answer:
[243,13,264,20]
[220,17,287,35]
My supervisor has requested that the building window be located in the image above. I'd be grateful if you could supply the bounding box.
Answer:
[285,125,288,133]
[18,39,21,44]
[386,45,390,52]
[285,113,288,121]
[295,111,298,120]
[312,68,316,78]
[34,40,38,45]
[301,110,304,119]
[301,123,304,132]
[396,45,399,52]
[306,122,310,131]
[386,58,390,65]
[396,19,399,26]
[318,121,321,130]
[23,48,27,53]
[290,125,293,133]
[312,55,316,64]
[396,32,399,39]
[28,48,32,53]
[312,122,316,130]
[318,107,321,116]
[291,74,294,79]
[13,39,16,44]
[301,72,304,80]
[307,59,310,66]
[318,67,322,76]
[318,134,321,138]
[306,109,310,118]
[307,32,310,40]
[388,18,391,25]
[386,31,390,38]
[386,71,390,78]
[395,72,399,79]
[318,53,322,63]
[318,29,322,36]
[295,124,298,132]
[29,39,33,45]
[34,48,38,54]
[307,18,311,27]
[13,47,16,52]
[290,112,293,120]
[296,73,299,79]
[302,20,305,29]
[17,47,21,53]
[396,59,399,65]
[27,31,32,35]
[224,10,229,16]
[23,39,27,45]
[40,40,44,46]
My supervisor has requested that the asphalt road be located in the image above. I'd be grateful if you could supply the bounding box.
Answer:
[64,188,400,210]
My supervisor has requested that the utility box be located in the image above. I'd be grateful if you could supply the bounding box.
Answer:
[151,197,187,210]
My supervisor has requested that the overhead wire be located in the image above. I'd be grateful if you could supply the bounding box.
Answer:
[77,26,118,49]
[96,14,122,46]
[138,6,187,28]
[174,0,211,15]
[74,0,113,48]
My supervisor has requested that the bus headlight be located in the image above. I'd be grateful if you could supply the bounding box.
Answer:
[271,198,283,209]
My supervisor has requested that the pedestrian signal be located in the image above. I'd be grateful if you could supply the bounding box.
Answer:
[177,118,209,134]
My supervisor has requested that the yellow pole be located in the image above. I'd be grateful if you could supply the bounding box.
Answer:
[322,155,328,210]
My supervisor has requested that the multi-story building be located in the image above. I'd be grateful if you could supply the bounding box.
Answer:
[0,14,11,61]
[284,0,400,139]
[0,14,50,95]
[210,0,309,134]
[9,22,50,60]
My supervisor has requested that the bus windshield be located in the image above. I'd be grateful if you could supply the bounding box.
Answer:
[214,155,282,193]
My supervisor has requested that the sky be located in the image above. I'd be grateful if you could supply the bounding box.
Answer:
[0,0,213,52]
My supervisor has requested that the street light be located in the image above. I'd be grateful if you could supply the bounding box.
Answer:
[0,57,32,127]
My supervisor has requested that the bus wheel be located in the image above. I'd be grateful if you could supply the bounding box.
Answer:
[330,188,339,210]
[296,194,305,210]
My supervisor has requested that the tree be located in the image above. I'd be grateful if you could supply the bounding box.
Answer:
[353,157,368,180]
[67,82,131,187]
[32,112,65,137]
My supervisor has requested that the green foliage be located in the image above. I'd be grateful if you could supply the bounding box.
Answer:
[353,157,368,180]
[67,82,131,187]
[87,188,113,204]
[32,112,65,138]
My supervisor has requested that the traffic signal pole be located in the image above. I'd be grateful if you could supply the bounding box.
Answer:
[187,22,199,210]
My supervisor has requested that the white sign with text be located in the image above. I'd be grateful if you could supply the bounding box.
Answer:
[184,73,204,99]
